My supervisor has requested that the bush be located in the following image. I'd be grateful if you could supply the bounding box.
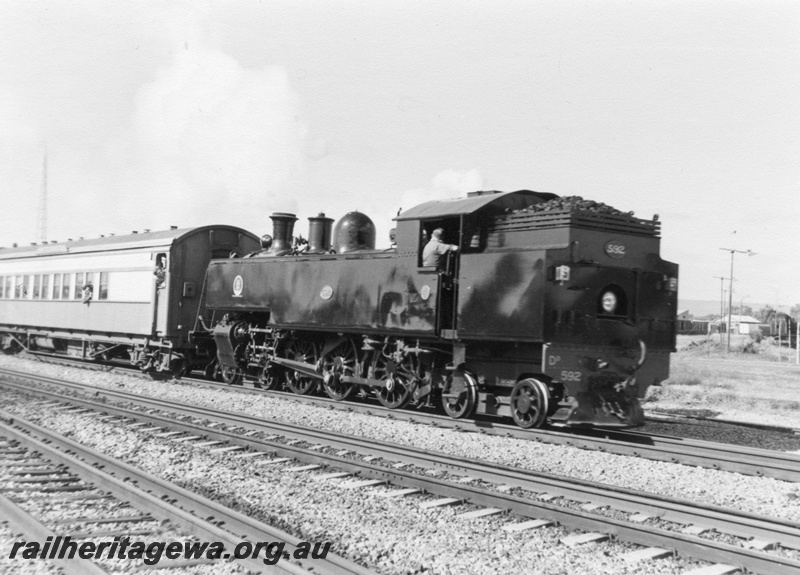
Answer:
[644,386,664,401]
[741,340,760,354]
[749,327,763,344]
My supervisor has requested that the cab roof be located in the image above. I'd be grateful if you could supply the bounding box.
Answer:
[395,189,559,221]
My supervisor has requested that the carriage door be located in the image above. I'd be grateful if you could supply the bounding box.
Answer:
[151,252,168,336]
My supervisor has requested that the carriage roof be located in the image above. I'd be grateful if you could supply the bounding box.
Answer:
[0,225,256,260]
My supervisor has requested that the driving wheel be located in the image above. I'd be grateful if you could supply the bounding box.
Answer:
[322,339,359,401]
[283,338,320,395]
[372,349,416,409]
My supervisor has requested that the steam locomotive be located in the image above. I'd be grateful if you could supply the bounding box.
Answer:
[0,189,677,428]
[201,190,678,428]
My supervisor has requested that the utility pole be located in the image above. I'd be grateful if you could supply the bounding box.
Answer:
[713,276,728,339]
[36,148,48,243]
[719,247,756,351]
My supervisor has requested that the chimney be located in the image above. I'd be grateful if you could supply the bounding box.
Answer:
[308,213,334,253]
[267,212,297,256]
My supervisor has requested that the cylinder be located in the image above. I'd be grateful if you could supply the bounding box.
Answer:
[268,212,297,256]
[332,211,376,254]
[308,213,334,253]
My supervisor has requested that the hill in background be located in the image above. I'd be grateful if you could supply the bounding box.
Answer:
[678,299,789,318]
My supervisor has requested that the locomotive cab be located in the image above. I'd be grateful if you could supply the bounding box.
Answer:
[397,190,677,428]
[414,218,461,332]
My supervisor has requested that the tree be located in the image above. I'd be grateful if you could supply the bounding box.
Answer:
[758,306,776,323]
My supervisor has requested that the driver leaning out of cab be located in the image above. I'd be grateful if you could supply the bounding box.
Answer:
[422,228,458,269]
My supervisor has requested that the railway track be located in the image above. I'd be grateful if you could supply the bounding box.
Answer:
[4,370,800,574]
[201,377,800,483]
[0,411,372,575]
[5,361,800,483]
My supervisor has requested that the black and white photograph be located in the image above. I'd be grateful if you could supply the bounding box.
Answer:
[0,1,798,574]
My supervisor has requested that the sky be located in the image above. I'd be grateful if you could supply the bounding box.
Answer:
[0,0,798,309]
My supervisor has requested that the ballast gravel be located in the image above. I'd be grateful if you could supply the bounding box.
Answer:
[1,354,798,574]
[0,524,62,575]
[2,394,702,575]
[4,356,795,521]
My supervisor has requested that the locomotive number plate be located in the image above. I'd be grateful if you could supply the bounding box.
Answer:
[604,240,626,259]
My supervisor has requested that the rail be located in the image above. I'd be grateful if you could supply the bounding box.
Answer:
[3,372,800,574]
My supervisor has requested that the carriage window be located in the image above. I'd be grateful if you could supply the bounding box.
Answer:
[53,274,61,299]
[154,254,167,287]
[33,275,41,299]
[98,272,109,300]
[74,273,85,299]
[0,276,4,298]
[7,276,14,299]
[62,273,71,299]
[42,274,50,299]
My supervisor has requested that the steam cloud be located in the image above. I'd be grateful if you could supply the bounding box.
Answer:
[124,44,308,233]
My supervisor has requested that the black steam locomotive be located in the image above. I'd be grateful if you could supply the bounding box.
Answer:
[201,190,678,428]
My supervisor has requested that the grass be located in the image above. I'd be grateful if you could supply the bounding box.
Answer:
[643,335,800,426]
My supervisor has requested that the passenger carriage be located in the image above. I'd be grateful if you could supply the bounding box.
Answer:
[0,226,259,374]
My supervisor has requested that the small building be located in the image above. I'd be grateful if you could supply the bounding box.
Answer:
[713,314,762,335]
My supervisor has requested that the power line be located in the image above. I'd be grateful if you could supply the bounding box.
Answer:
[712,275,728,338]
[719,247,756,351]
